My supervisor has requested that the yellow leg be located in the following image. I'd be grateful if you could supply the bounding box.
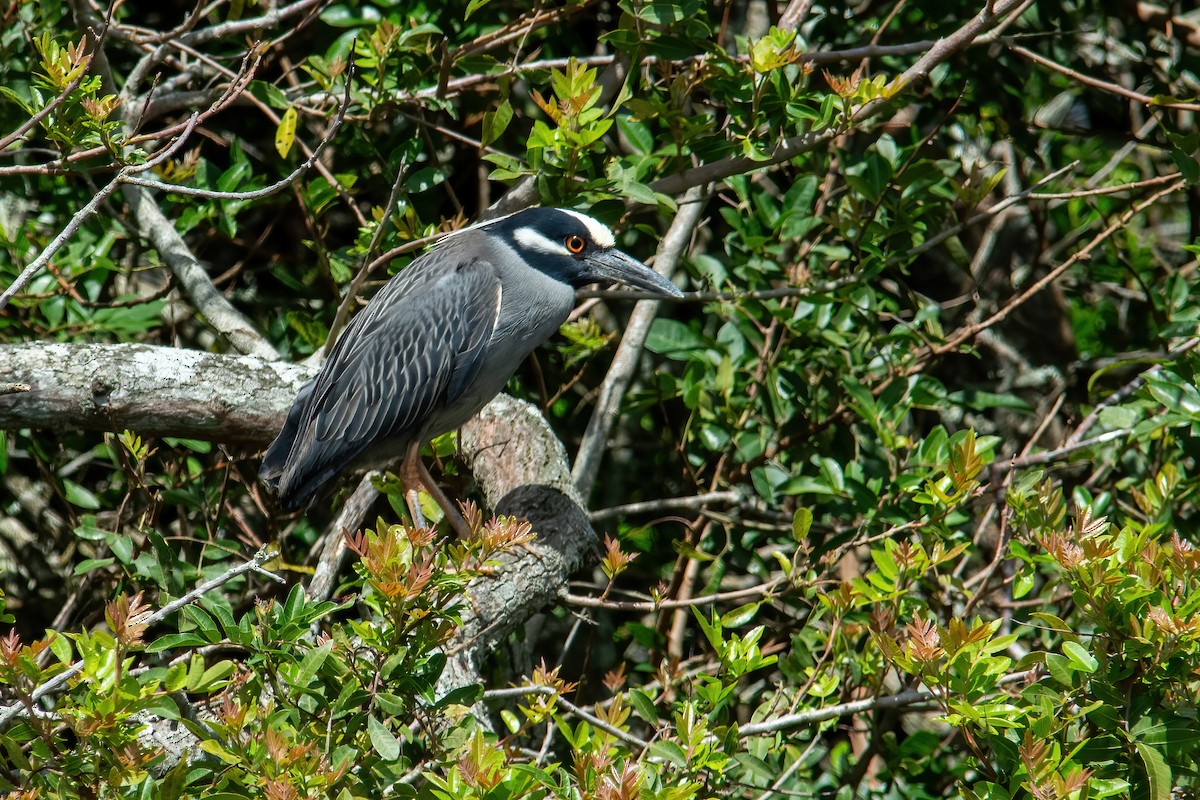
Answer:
[401,442,472,540]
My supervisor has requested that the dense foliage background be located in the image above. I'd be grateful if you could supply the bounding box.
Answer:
[2,0,1200,797]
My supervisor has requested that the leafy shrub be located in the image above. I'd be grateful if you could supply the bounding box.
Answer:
[2,0,1200,798]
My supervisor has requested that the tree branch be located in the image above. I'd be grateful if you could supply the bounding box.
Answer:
[0,342,307,443]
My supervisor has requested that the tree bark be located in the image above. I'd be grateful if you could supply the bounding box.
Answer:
[0,342,306,443]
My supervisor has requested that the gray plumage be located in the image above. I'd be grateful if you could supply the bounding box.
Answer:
[261,207,681,512]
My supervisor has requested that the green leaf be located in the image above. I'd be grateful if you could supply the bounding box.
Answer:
[645,318,710,359]
[720,602,761,628]
[62,478,101,509]
[163,437,213,453]
[74,558,115,575]
[48,631,73,664]
[692,608,723,651]
[647,739,688,766]
[110,534,133,564]
[436,684,484,709]
[1145,373,1200,418]
[368,715,401,760]
[182,605,221,644]
[791,507,813,541]
[198,740,242,765]
[1170,143,1199,185]
[405,166,446,193]
[616,114,654,154]
[1012,569,1034,600]
[375,692,408,716]
[294,640,333,687]
[246,80,290,109]
[1062,641,1098,673]
[629,689,659,724]
[189,660,236,692]
[482,100,513,146]
[1136,741,1171,800]
[465,0,493,17]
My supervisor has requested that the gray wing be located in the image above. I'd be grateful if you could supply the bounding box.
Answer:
[272,250,501,508]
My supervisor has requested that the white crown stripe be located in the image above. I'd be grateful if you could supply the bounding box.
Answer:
[558,209,616,249]
[513,227,568,256]
[429,208,617,251]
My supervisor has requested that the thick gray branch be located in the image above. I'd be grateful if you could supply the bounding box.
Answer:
[0,342,305,442]
[438,394,599,707]
[458,394,596,651]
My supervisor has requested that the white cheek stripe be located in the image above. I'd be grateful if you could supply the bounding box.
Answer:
[513,226,569,256]
[559,209,616,249]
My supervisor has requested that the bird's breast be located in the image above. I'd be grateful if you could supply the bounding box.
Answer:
[418,271,573,439]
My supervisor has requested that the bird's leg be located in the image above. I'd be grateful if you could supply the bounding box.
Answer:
[414,457,473,540]
[400,443,429,531]
[400,442,473,540]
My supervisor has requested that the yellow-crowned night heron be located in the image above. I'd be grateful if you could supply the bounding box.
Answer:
[260,207,681,535]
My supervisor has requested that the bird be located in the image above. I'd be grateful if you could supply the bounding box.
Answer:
[260,207,682,537]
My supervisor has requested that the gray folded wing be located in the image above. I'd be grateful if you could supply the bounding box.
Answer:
[271,253,501,508]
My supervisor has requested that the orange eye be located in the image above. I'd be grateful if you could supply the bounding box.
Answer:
[565,234,586,255]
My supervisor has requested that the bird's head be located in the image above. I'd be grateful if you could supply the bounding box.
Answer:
[478,208,683,298]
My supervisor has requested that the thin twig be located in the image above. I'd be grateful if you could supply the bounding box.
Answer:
[901,161,1079,263]
[0,71,87,152]
[0,104,200,311]
[577,274,861,303]
[737,669,1035,737]
[0,174,126,310]
[588,490,742,522]
[1064,336,1200,446]
[121,69,352,201]
[649,0,1027,196]
[323,155,412,354]
[562,576,784,612]
[307,474,380,602]
[481,685,649,749]
[1009,42,1200,112]
[907,179,1187,369]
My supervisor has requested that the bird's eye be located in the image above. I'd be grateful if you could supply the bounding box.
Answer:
[564,234,587,255]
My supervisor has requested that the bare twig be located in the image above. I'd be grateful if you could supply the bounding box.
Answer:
[121,69,352,201]
[0,71,87,152]
[1064,336,1200,447]
[323,154,411,355]
[1009,42,1200,112]
[588,490,742,522]
[577,274,860,303]
[738,669,1035,737]
[0,172,126,310]
[562,575,784,612]
[901,161,1079,263]
[907,179,1187,368]
[481,685,649,749]
[179,0,325,46]
[307,475,380,603]
[778,0,817,32]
